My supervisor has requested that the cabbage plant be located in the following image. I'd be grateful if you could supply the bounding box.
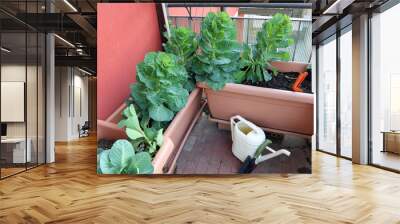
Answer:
[118,104,163,156]
[192,12,242,90]
[99,140,154,174]
[163,26,198,91]
[235,13,294,83]
[131,52,189,123]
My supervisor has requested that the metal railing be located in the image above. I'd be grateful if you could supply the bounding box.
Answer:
[168,15,312,63]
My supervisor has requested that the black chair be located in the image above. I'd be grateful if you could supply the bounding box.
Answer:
[79,121,90,138]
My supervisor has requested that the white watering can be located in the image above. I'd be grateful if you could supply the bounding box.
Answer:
[231,115,291,164]
[231,115,266,162]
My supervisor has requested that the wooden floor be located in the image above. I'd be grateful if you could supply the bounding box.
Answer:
[1,135,400,223]
[372,150,400,171]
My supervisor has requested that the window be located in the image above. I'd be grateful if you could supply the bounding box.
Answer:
[370,3,400,171]
[317,36,337,154]
[339,28,352,158]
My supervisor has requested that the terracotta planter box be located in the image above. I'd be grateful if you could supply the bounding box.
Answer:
[97,88,205,174]
[270,61,309,73]
[197,82,314,136]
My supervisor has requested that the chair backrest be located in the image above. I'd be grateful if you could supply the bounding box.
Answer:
[82,121,90,129]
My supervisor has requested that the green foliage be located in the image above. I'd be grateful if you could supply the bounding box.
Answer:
[97,148,104,174]
[236,13,294,84]
[131,52,189,123]
[192,12,242,90]
[163,26,198,92]
[118,104,163,157]
[99,140,154,174]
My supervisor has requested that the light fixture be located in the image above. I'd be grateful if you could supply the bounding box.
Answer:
[78,67,93,76]
[1,47,11,53]
[54,34,75,48]
[63,0,78,12]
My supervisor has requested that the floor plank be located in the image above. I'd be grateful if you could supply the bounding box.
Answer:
[0,134,399,223]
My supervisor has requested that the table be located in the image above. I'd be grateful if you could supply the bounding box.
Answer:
[1,138,32,163]
[381,131,400,154]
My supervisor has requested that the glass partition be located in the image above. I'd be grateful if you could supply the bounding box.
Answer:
[1,30,28,177]
[0,1,46,179]
[317,36,337,154]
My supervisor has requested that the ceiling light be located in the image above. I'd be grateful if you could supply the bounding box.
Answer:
[54,34,75,48]
[78,67,93,76]
[63,0,78,12]
[1,47,11,53]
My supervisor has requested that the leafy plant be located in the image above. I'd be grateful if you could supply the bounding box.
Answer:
[235,13,294,84]
[131,52,189,123]
[97,148,104,174]
[118,104,163,156]
[192,12,242,90]
[163,26,198,91]
[99,140,154,174]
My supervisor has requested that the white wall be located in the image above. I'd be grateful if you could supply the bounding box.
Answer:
[54,67,89,141]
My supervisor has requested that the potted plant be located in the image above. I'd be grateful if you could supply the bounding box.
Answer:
[195,12,313,136]
[98,27,205,174]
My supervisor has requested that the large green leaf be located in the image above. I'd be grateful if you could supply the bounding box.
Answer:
[99,150,120,174]
[126,128,144,141]
[149,104,174,122]
[108,140,135,169]
[118,104,140,130]
[126,152,154,174]
[155,129,163,146]
[99,140,154,175]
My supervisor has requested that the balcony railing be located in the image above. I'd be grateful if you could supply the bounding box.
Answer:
[168,15,312,63]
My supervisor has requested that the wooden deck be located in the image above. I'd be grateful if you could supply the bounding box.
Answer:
[175,114,311,174]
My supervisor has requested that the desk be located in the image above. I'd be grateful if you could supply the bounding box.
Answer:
[382,131,400,154]
[1,138,31,163]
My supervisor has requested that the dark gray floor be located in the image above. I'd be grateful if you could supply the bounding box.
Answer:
[175,114,311,174]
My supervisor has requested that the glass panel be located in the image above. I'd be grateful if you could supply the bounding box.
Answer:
[371,4,400,171]
[1,30,27,177]
[339,29,352,158]
[38,32,45,165]
[317,37,337,154]
[27,30,38,169]
[26,0,39,169]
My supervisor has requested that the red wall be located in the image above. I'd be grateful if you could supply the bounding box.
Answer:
[97,3,162,120]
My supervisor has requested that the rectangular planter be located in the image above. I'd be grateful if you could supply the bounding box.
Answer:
[197,82,314,136]
[97,88,205,174]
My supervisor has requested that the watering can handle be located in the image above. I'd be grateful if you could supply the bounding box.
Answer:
[230,115,244,126]
[230,115,245,141]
